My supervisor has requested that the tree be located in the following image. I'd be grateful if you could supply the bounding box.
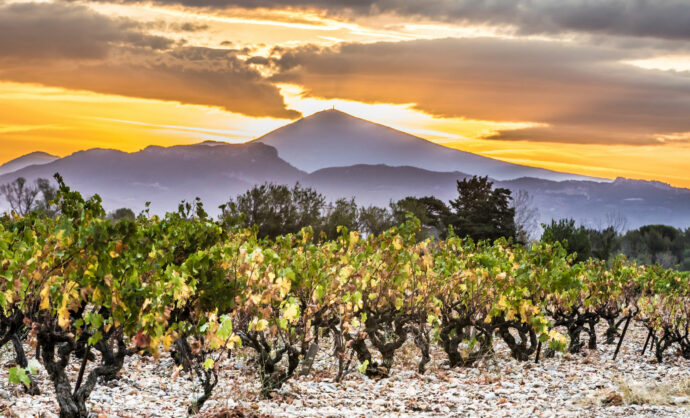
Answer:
[108,208,136,221]
[448,176,516,242]
[1,177,59,217]
[34,178,58,217]
[604,210,628,235]
[618,224,689,269]
[0,177,39,216]
[358,205,394,237]
[589,226,617,262]
[512,190,539,244]
[390,196,451,239]
[322,198,359,239]
[541,219,592,263]
[221,183,325,239]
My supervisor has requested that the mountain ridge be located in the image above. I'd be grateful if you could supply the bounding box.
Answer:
[303,164,690,229]
[0,142,303,213]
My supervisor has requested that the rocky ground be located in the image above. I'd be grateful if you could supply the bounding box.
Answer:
[1,322,689,417]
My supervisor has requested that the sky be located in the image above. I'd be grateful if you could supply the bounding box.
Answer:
[1,0,690,186]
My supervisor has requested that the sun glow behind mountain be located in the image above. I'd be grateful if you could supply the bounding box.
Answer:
[1,0,689,187]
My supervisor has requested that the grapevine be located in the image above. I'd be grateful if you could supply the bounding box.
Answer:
[1,176,689,417]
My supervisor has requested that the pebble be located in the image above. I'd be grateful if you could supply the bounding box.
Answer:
[1,322,689,417]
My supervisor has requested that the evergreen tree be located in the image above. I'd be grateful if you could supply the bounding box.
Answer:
[448,176,516,242]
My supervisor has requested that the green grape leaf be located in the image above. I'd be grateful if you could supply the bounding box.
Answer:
[9,366,30,388]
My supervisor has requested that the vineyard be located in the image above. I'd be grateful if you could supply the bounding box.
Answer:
[1,178,690,417]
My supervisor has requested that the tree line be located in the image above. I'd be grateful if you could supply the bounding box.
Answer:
[542,219,690,270]
[2,175,689,270]
[219,176,517,243]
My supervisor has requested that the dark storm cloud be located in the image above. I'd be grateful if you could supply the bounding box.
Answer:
[0,1,299,118]
[268,37,690,145]
[82,0,690,42]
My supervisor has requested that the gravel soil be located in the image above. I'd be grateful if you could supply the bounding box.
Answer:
[1,321,689,417]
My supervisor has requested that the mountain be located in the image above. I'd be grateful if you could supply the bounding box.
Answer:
[303,165,690,229]
[256,109,601,182]
[0,142,303,214]
[499,176,690,229]
[1,114,688,230]
[0,151,58,176]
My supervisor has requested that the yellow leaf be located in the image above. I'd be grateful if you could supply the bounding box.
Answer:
[253,318,268,332]
[251,248,264,263]
[58,306,70,329]
[393,236,402,250]
[92,287,103,304]
[226,334,242,349]
[283,303,299,322]
[40,286,50,310]
[276,277,291,297]
[497,295,508,311]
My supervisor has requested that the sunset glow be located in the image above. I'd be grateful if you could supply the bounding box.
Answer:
[1,0,690,187]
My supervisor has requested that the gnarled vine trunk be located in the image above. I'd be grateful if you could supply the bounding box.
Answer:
[38,324,130,418]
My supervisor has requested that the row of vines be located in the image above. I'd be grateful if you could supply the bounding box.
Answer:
[1,177,689,417]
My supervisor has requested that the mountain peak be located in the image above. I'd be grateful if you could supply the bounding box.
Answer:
[0,151,59,176]
[256,109,598,182]
[294,109,372,129]
[2,151,57,163]
[303,108,355,119]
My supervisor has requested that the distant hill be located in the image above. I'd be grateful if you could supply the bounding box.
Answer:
[0,143,303,214]
[500,176,690,229]
[256,109,601,182]
[0,151,58,176]
[303,164,690,229]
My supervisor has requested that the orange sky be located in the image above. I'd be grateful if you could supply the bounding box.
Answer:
[1,1,690,187]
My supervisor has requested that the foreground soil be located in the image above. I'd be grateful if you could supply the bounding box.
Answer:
[1,322,689,417]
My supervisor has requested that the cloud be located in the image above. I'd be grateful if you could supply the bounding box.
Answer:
[0,1,299,118]
[268,37,690,145]
[84,0,690,42]
[0,1,173,59]
[168,22,210,32]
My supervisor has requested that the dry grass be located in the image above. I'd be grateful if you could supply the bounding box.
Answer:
[614,376,690,407]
